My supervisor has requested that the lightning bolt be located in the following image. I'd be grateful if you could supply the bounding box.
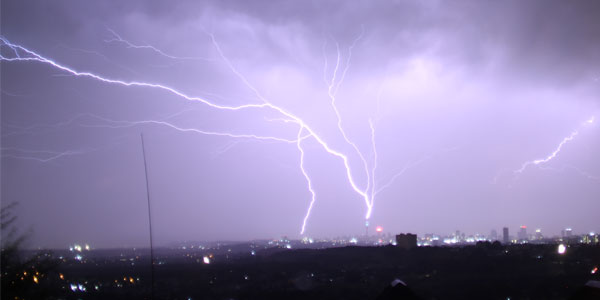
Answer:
[515,131,579,173]
[372,146,460,198]
[208,30,378,228]
[514,116,595,174]
[374,157,431,197]
[1,147,85,163]
[369,119,378,209]
[324,31,374,219]
[80,115,302,144]
[54,43,140,75]
[211,140,243,158]
[0,37,267,111]
[2,113,105,138]
[104,28,213,62]
[1,33,380,234]
[297,127,316,234]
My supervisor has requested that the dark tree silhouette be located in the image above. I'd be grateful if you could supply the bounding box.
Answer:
[1,202,60,299]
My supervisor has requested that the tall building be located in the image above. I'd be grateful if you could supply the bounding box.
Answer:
[396,233,417,249]
[502,227,509,244]
[455,230,461,243]
[518,225,527,241]
[490,229,498,241]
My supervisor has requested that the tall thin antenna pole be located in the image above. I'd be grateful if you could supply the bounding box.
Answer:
[141,133,155,299]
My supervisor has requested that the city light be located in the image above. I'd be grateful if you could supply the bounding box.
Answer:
[376,226,383,233]
[203,256,210,264]
[557,244,566,255]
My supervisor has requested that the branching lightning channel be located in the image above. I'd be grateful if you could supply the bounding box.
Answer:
[0,37,268,112]
[297,127,316,234]
[104,28,213,61]
[1,34,380,234]
[54,44,140,75]
[79,114,304,144]
[374,157,431,197]
[0,147,84,162]
[3,109,193,138]
[514,116,595,174]
[324,32,374,219]
[369,119,378,209]
[208,31,376,228]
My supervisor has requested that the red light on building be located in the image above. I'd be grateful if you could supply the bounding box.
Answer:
[375,226,383,233]
[520,225,527,229]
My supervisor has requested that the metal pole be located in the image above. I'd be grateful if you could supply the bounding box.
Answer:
[141,133,155,299]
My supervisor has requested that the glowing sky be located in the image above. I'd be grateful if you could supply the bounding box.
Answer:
[1,0,599,248]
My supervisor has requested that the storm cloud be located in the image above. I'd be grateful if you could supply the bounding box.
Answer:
[2,0,599,248]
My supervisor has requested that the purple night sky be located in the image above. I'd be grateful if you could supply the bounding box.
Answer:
[1,0,599,248]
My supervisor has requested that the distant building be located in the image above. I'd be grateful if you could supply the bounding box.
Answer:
[564,228,573,238]
[396,233,417,249]
[502,227,509,244]
[535,229,543,241]
[490,229,498,241]
[518,225,527,241]
[583,233,599,244]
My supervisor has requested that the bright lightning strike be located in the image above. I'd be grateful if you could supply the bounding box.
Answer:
[368,119,378,211]
[208,31,379,229]
[514,117,595,174]
[514,130,579,173]
[1,34,382,234]
[324,32,374,219]
[297,127,316,235]
[0,37,268,112]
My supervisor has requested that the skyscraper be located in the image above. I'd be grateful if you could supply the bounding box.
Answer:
[518,225,527,241]
[503,227,509,244]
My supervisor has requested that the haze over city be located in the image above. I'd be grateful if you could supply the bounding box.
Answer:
[2,0,600,249]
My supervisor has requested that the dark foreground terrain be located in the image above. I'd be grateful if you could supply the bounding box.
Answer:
[3,243,600,299]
